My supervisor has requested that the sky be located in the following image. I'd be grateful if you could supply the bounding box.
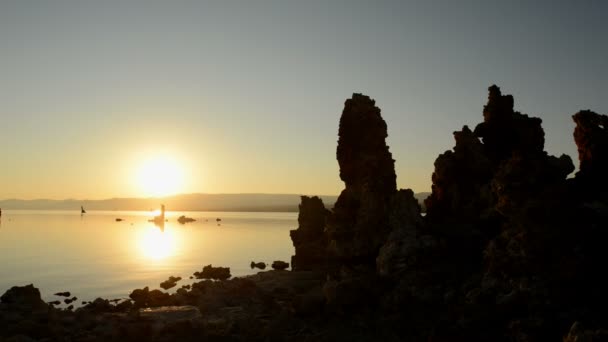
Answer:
[0,0,606,200]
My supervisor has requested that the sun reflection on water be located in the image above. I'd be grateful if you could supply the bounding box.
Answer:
[136,226,179,261]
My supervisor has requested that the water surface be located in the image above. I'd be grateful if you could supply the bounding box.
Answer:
[0,210,296,304]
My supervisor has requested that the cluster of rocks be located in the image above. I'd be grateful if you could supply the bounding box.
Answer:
[1,87,606,341]
[288,89,608,340]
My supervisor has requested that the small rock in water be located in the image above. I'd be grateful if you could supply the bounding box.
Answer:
[177,215,196,224]
[54,291,71,297]
[66,304,74,310]
[272,260,290,270]
[48,300,61,306]
[250,261,266,270]
[115,218,123,222]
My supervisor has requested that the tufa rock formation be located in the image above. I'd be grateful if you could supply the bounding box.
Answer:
[325,93,397,265]
[290,196,330,271]
[573,110,608,191]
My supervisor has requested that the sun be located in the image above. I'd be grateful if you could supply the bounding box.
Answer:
[137,155,184,197]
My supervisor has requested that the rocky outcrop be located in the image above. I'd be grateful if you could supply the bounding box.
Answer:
[290,196,330,271]
[326,93,397,265]
[424,125,494,223]
[0,285,48,313]
[573,110,608,190]
[2,87,607,341]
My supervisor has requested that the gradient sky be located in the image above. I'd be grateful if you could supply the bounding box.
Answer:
[1,1,606,200]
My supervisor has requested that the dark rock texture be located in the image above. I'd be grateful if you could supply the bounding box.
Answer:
[326,93,397,265]
[290,196,330,271]
[424,125,494,223]
[573,110,608,189]
[376,189,425,277]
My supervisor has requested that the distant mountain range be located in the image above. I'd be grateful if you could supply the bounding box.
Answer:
[0,192,431,212]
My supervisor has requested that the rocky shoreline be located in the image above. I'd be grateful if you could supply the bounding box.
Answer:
[2,86,608,341]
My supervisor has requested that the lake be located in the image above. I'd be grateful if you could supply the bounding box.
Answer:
[0,210,296,305]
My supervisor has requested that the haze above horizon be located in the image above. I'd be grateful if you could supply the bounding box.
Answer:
[1,1,606,200]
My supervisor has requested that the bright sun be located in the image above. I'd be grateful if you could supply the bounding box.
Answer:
[137,155,184,197]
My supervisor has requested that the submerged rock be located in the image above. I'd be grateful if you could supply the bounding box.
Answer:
[177,215,196,224]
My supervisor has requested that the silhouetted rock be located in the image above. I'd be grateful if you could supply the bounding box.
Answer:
[54,291,70,297]
[424,125,494,223]
[271,261,289,270]
[115,218,123,222]
[326,93,397,265]
[573,110,608,189]
[475,84,545,163]
[81,298,113,313]
[250,261,266,270]
[290,196,330,271]
[0,285,47,312]
[160,276,182,290]
[129,286,173,308]
[193,265,231,280]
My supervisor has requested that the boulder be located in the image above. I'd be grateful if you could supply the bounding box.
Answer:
[250,261,266,270]
[193,265,231,280]
[160,276,182,290]
[271,261,289,270]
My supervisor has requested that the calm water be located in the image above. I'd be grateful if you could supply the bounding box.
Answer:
[0,210,296,304]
